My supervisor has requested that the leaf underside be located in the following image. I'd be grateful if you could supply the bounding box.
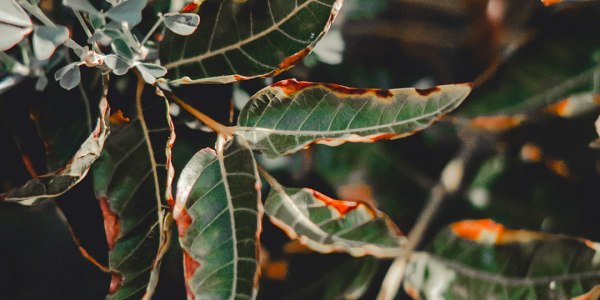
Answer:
[237,79,472,158]
[160,0,342,84]
[265,185,404,258]
[92,85,174,300]
[404,220,600,299]
[175,136,262,300]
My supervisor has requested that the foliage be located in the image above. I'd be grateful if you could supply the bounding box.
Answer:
[0,0,599,299]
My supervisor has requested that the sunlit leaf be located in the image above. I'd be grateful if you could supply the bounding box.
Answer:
[105,0,147,26]
[33,25,69,61]
[263,173,404,257]
[237,79,472,158]
[174,136,262,299]
[160,0,343,84]
[163,13,200,36]
[0,0,32,51]
[404,220,600,299]
[92,84,175,299]
[1,70,109,205]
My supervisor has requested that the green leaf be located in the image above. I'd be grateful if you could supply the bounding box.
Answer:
[458,7,600,117]
[263,173,404,257]
[1,70,109,205]
[92,84,175,299]
[160,0,343,84]
[283,256,378,300]
[237,79,472,158]
[404,220,600,299]
[174,136,262,299]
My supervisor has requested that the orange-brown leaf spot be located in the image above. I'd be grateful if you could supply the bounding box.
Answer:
[109,271,123,295]
[337,183,376,206]
[183,251,200,300]
[271,79,393,98]
[283,240,313,254]
[451,219,504,243]
[541,0,562,6]
[310,189,360,215]
[520,143,543,162]
[545,159,571,178]
[109,110,130,125]
[277,48,311,70]
[470,115,525,132]
[545,98,571,117]
[180,2,199,13]
[264,259,289,281]
[98,197,120,250]
[415,86,440,96]
[176,208,193,238]
[572,285,600,300]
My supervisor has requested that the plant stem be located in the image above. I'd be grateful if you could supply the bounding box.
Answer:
[141,14,164,46]
[376,145,475,300]
[18,0,84,52]
[164,90,236,137]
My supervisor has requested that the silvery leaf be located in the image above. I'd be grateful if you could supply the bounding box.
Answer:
[33,25,69,60]
[105,0,147,26]
[164,13,200,36]
[104,54,132,75]
[0,0,32,50]
[135,62,166,84]
[54,62,81,90]
[62,0,100,15]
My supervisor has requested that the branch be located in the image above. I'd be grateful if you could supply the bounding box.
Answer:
[377,144,477,300]
[162,90,235,137]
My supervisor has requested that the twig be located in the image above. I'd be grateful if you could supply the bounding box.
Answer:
[54,205,111,273]
[163,90,236,137]
[377,145,475,300]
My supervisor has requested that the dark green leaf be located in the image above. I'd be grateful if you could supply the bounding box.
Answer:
[458,7,600,117]
[404,220,600,299]
[1,70,109,205]
[237,79,472,158]
[92,84,175,299]
[174,136,261,299]
[160,0,343,84]
[263,176,404,257]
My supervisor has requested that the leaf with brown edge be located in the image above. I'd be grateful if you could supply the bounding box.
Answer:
[237,79,472,158]
[541,0,599,6]
[92,84,175,300]
[262,171,405,258]
[174,135,262,300]
[1,70,110,206]
[160,0,343,84]
[403,219,600,299]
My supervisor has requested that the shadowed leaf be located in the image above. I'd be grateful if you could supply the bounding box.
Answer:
[92,84,174,299]
[174,136,262,300]
[237,79,472,158]
[404,220,600,299]
[160,0,343,84]
[1,70,109,205]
